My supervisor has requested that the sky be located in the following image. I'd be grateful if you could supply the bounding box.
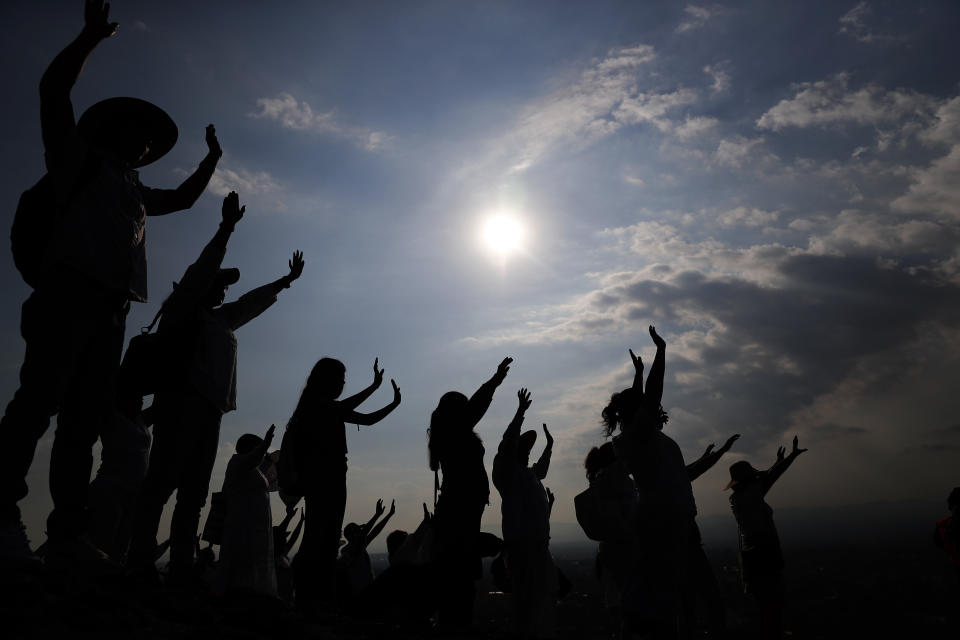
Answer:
[1,0,959,553]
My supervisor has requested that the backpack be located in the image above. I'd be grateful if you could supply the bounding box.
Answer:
[277,424,304,497]
[11,174,57,288]
[11,160,98,288]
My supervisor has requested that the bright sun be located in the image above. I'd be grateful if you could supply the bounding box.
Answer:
[481,213,526,257]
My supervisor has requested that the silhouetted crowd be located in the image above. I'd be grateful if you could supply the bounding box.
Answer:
[2,4,957,640]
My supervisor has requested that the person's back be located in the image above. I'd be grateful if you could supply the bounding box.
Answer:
[216,429,277,597]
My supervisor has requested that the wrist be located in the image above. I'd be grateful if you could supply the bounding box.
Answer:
[219,220,236,233]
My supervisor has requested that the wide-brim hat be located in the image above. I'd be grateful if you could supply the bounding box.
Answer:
[724,460,759,490]
[77,97,178,168]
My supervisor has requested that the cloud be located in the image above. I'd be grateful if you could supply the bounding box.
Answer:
[713,135,768,168]
[703,64,731,94]
[207,165,280,197]
[837,1,900,44]
[482,44,709,172]
[676,5,718,33]
[891,97,960,218]
[716,207,779,228]
[250,93,393,151]
[756,73,937,132]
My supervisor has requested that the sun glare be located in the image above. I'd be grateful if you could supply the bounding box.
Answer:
[481,213,526,257]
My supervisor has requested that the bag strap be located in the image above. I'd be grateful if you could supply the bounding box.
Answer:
[140,305,164,335]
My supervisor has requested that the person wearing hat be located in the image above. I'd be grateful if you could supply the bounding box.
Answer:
[492,388,558,639]
[0,0,224,571]
[726,435,807,640]
[127,191,304,582]
[214,425,277,597]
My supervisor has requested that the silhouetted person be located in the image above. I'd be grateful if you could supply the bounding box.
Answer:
[493,388,557,639]
[286,357,400,611]
[603,326,693,639]
[726,436,807,640]
[128,192,304,581]
[86,406,154,562]
[680,434,738,640]
[427,357,512,631]
[214,425,277,597]
[934,487,960,586]
[578,442,638,628]
[338,498,395,600]
[0,0,224,572]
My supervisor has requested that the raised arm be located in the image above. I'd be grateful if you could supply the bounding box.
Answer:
[464,357,513,429]
[366,499,396,546]
[762,435,806,495]
[163,192,244,324]
[218,250,304,330]
[493,388,531,491]
[140,125,222,215]
[360,499,386,542]
[687,433,740,481]
[629,348,645,400]
[236,425,275,471]
[39,0,118,168]
[345,379,400,426]
[533,423,554,480]
[645,325,666,411]
[339,358,384,411]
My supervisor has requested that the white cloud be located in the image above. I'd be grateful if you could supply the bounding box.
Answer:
[676,5,717,33]
[838,1,899,44]
[756,73,937,132]
[492,44,701,171]
[207,166,280,197]
[890,145,960,218]
[250,92,393,151]
[717,207,779,228]
[713,135,766,168]
[673,115,720,141]
[703,64,731,94]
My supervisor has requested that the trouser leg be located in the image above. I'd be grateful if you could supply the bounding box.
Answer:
[169,400,221,571]
[0,290,89,525]
[297,478,346,604]
[129,407,184,567]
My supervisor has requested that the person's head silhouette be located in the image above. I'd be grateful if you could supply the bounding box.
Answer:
[77,97,178,168]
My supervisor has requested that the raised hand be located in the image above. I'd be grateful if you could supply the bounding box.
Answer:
[264,424,276,447]
[205,124,222,157]
[629,348,644,374]
[287,250,305,281]
[702,443,716,457]
[85,0,119,39]
[792,435,808,456]
[777,445,785,462]
[391,379,401,404]
[543,423,553,447]
[720,433,741,454]
[375,499,385,517]
[649,325,666,349]
[388,499,396,517]
[493,357,513,385]
[373,358,384,386]
[221,191,245,227]
[517,387,532,413]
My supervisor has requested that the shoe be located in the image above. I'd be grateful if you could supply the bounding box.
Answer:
[43,534,121,577]
[0,521,42,573]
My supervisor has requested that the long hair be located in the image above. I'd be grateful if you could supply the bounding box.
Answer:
[427,391,474,472]
[601,387,668,437]
[287,358,346,430]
